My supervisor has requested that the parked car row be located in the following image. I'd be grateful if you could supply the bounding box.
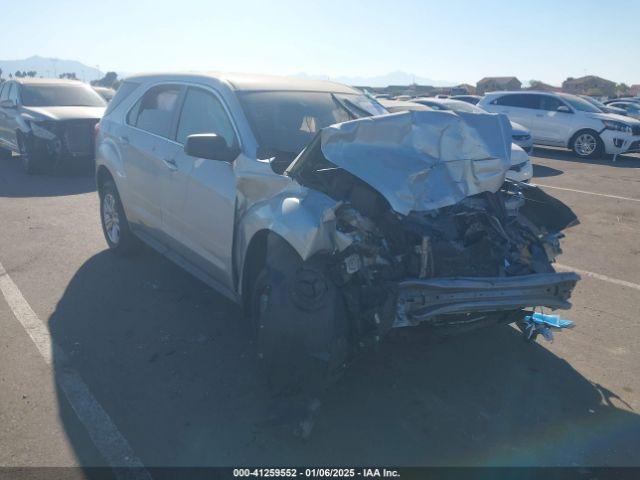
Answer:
[377,90,640,160]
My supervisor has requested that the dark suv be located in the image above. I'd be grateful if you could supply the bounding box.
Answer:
[0,78,105,173]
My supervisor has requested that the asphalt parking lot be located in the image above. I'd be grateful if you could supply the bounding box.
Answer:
[1,148,639,470]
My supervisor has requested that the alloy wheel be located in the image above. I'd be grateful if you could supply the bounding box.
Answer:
[574,133,597,156]
[102,193,121,245]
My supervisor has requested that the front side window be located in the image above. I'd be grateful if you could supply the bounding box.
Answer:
[494,94,539,109]
[0,83,8,101]
[539,96,564,111]
[176,87,237,148]
[558,94,601,113]
[20,83,105,107]
[127,84,182,138]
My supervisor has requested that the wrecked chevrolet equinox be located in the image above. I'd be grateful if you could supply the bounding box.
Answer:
[0,78,106,173]
[95,73,579,390]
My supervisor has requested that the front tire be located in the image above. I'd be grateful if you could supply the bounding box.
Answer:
[17,133,44,174]
[99,180,139,255]
[250,240,349,395]
[571,129,604,159]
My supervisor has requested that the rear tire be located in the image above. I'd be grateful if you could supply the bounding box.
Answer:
[570,129,604,159]
[99,180,139,255]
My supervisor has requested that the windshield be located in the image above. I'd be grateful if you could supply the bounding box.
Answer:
[21,84,106,107]
[581,96,606,110]
[559,94,601,113]
[239,91,387,159]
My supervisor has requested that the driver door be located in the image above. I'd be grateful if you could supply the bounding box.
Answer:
[160,86,240,290]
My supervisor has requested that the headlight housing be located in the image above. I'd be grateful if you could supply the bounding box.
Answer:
[602,119,632,134]
[29,120,58,140]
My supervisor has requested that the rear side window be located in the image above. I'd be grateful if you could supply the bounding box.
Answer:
[175,87,237,147]
[127,84,182,138]
[103,81,140,117]
[493,94,539,109]
[8,84,18,103]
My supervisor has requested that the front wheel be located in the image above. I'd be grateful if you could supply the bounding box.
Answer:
[17,133,43,174]
[571,130,604,159]
[250,242,349,395]
[99,180,139,255]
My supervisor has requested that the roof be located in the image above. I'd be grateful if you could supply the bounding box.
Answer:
[11,77,86,86]
[477,76,521,86]
[124,71,360,94]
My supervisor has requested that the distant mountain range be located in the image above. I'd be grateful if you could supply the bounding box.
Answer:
[0,56,459,88]
[295,70,459,87]
[0,55,103,81]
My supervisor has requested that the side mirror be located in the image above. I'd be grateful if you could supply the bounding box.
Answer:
[557,105,572,113]
[184,133,238,162]
[0,99,16,109]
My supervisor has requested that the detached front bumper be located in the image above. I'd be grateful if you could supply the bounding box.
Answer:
[395,272,580,328]
[601,130,640,155]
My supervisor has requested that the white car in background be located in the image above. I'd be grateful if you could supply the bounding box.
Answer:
[479,91,640,159]
[379,98,533,182]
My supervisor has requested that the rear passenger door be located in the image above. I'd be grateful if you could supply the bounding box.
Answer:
[488,93,540,131]
[162,86,239,289]
[123,84,184,235]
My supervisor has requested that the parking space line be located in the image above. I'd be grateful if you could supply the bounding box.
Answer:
[555,263,640,291]
[0,260,151,480]
[535,184,640,203]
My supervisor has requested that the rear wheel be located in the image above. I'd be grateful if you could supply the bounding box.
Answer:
[99,180,139,255]
[571,129,604,159]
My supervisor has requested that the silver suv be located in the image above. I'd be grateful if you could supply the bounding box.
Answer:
[96,73,579,390]
[479,91,640,159]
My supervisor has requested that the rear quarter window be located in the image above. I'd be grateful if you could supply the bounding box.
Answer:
[103,81,140,117]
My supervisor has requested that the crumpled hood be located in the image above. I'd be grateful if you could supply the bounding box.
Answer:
[315,110,512,215]
[585,111,637,124]
[22,106,105,121]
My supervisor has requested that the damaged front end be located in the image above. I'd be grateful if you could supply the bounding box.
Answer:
[282,111,579,351]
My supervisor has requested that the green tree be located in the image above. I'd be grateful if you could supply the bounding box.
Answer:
[91,71,118,88]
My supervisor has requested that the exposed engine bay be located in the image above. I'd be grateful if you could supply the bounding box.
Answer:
[286,143,578,346]
[239,110,580,387]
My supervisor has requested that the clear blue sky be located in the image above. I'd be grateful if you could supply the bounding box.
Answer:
[1,0,638,85]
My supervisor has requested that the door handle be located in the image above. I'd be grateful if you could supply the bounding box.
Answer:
[535,114,544,117]
[163,157,178,171]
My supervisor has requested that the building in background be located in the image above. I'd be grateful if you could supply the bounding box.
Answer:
[526,80,562,92]
[562,75,616,97]
[476,76,521,95]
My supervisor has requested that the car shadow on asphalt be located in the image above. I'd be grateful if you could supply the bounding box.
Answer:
[49,248,640,469]
[533,146,640,168]
[532,164,564,178]
[0,155,95,198]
